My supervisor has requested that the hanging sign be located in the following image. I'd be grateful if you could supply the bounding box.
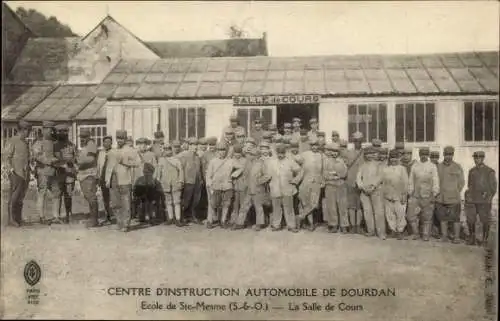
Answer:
[233,94,321,106]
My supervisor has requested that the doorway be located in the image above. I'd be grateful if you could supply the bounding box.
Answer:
[276,103,319,131]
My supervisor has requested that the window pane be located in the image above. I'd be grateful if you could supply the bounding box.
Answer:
[378,103,387,142]
[464,102,473,141]
[103,126,107,137]
[348,104,358,142]
[261,109,272,128]
[187,108,196,137]
[415,103,425,142]
[426,103,435,141]
[405,103,414,142]
[97,137,102,147]
[169,108,178,141]
[178,108,187,140]
[90,127,96,137]
[197,107,205,138]
[484,101,494,141]
[473,102,484,141]
[395,104,405,142]
[368,104,378,142]
[358,104,367,142]
[237,108,249,134]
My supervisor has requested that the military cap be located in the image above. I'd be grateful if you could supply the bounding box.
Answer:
[17,120,32,129]
[136,137,147,144]
[198,137,208,145]
[262,131,273,139]
[419,147,430,156]
[245,137,256,145]
[339,139,348,147]
[317,131,325,137]
[233,145,243,154]
[79,128,91,138]
[331,130,340,137]
[443,146,455,155]
[187,137,198,145]
[300,129,308,135]
[229,114,239,121]
[54,124,69,131]
[292,117,301,123]
[430,150,440,157]
[394,142,405,150]
[473,151,485,158]
[309,138,319,146]
[207,137,217,145]
[216,142,227,150]
[290,141,299,148]
[276,145,287,154]
[236,132,246,138]
[103,135,113,141]
[116,130,127,139]
[224,127,234,134]
[172,140,181,147]
[268,124,277,131]
[364,146,377,154]
[154,131,165,139]
[309,117,318,124]
[254,118,262,124]
[389,149,400,158]
[352,131,363,140]
[163,142,172,149]
[283,122,292,128]
[325,142,340,151]
[371,139,382,147]
[42,120,55,128]
[259,141,271,149]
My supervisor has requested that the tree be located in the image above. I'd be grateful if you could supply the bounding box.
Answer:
[15,7,78,37]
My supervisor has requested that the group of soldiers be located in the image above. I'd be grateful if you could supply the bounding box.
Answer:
[4,116,497,246]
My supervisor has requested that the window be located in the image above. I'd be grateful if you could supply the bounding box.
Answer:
[348,103,387,143]
[77,125,107,148]
[168,107,205,141]
[236,107,274,135]
[1,126,43,148]
[395,102,435,142]
[464,101,499,142]
[1,127,18,147]
[27,126,43,146]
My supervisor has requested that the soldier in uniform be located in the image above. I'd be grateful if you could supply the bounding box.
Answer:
[344,131,364,234]
[436,146,465,243]
[32,121,60,224]
[296,139,323,231]
[104,130,141,232]
[151,131,165,160]
[97,136,113,223]
[307,118,319,141]
[221,115,245,141]
[265,144,303,232]
[466,151,497,245]
[230,145,248,226]
[291,117,302,141]
[429,149,441,238]
[155,143,185,227]
[407,147,439,241]
[250,118,264,145]
[76,128,99,228]
[268,123,278,137]
[197,137,208,157]
[4,120,32,226]
[54,124,77,223]
[378,147,389,165]
[322,143,348,233]
[177,137,203,224]
[171,140,182,156]
[283,122,293,139]
[331,131,340,144]
[133,138,157,224]
[235,132,246,147]
[400,148,415,175]
[357,146,385,239]
[201,137,218,226]
[430,150,440,165]
[243,137,257,156]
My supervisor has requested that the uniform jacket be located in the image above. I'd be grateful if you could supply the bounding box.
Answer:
[247,157,270,195]
[323,156,347,186]
[298,151,324,186]
[401,159,416,176]
[408,160,439,199]
[437,161,465,204]
[206,157,238,191]
[298,141,311,154]
[264,157,303,198]
[356,160,384,193]
[4,135,30,180]
[201,150,216,178]
[32,138,58,176]
[344,149,364,188]
[467,164,497,203]
[104,145,141,187]
[76,140,97,181]
[97,148,112,182]
[382,164,409,201]
[155,156,184,192]
[232,157,249,192]
[132,151,157,184]
[54,140,77,183]
[176,150,202,185]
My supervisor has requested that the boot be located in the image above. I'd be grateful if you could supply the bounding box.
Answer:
[467,223,476,245]
[440,221,448,242]
[422,223,431,241]
[410,222,420,240]
[482,223,490,245]
[452,222,461,244]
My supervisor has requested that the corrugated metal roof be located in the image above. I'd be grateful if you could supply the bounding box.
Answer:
[99,51,498,99]
[1,85,56,121]
[23,85,97,121]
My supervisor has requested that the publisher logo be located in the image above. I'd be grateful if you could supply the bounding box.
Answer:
[24,260,41,287]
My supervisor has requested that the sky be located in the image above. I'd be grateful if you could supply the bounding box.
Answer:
[6,1,500,57]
